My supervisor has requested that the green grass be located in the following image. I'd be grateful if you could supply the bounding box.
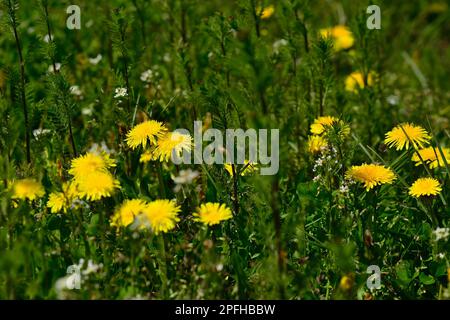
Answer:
[0,0,449,299]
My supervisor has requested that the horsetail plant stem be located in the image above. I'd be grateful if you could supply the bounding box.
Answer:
[6,0,31,163]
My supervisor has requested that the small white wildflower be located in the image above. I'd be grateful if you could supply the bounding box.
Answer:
[82,106,93,116]
[47,63,61,73]
[82,259,103,275]
[437,253,445,259]
[163,53,171,62]
[114,87,128,99]
[313,175,321,182]
[140,69,154,83]
[172,169,199,185]
[433,227,449,242]
[172,169,199,192]
[89,54,102,65]
[339,184,349,194]
[272,39,288,54]
[33,128,51,140]
[44,34,51,43]
[69,85,82,97]
[386,95,399,106]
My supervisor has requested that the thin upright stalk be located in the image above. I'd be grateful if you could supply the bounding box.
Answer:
[8,0,31,163]
[157,234,169,298]
[42,1,58,73]
[271,177,285,299]
[231,164,239,215]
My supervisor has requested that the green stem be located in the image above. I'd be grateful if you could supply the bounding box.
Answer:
[8,0,31,163]
[157,234,169,298]
[156,162,167,198]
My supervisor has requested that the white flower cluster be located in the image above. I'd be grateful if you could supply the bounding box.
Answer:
[312,145,339,173]
[70,85,83,98]
[171,169,199,192]
[272,39,288,54]
[433,227,449,242]
[140,66,161,84]
[33,128,51,140]
[114,87,128,99]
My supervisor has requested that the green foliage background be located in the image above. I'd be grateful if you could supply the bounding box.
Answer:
[0,0,449,299]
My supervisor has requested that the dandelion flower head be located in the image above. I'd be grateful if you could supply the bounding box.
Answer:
[412,147,450,169]
[138,199,181,234]
[126,120,167,149]
[153,132,192,162]
[345,71,374,92]
[76,171,120,201]
[69,152,115,179]
[346,163,396,191]
[110,199,148,228]
[409,177,441,198]
[320,25,354,51]
[385,123,431,151]
[12,178,45,201]
[193,203,233,226]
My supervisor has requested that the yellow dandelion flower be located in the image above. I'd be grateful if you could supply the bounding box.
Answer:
[409,177,441,198]
[138,199,181,234]
[346,163,396,191]
[320,25,354,51]
[47,192,66,213]
[385,123,431,151]
[224,160,258,176]
[310,116,338,135]
[110,199,148,228]
[139,150,158,163]
[345,71,374,92]
[411,147,450,169]
[259,5,275,19]
[76,171,120,201]
[46,181,79,213]
[339,274,354,291]
[62,181,79,201]
[307,135,328,154]
[12,179,45,201]
[153,132,192,162]
[125,120,167,149]
[193,202,233,226]
[69,152,115,179]
[310,116,350,138]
